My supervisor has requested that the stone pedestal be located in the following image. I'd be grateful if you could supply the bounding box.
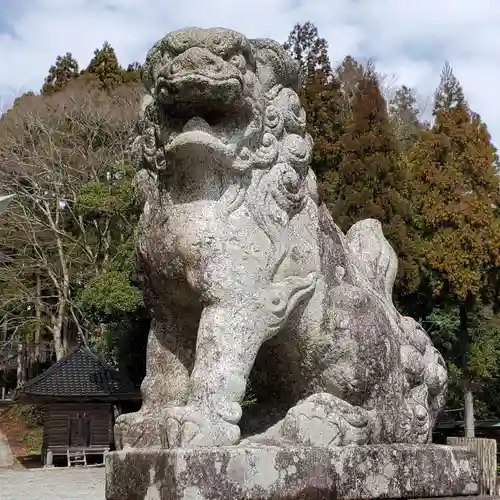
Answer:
[447,437,497,495]
[105,444,479,500]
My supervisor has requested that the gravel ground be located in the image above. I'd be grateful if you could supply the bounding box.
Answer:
[0,466,105,500]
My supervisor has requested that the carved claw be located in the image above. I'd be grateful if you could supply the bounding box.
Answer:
[242,393,372,447]
[161,405,240,448]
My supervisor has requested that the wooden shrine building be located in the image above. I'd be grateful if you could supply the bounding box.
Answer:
[14,344,140,467]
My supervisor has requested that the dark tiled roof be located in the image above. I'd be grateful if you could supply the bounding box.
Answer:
[15,345,140,402]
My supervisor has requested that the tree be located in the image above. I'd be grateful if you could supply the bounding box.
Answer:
[434,61,465,113]
[284,23,344,183]
[85,41,123,89]
[389,85,423,150]
[324,72,420,294]
[123,62,142,83]
[41,52,79,94]
[335,56,370,121]
[407,63,500,436]
[284,22,331,82]
[0,79,141,360]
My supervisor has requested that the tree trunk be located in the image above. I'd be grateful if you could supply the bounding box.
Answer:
[460,298,475,438]
[1,318,6,342]
[52,298,66,361]
[16,341,26,388]
[35,269,41,362]
[62,316,69,353]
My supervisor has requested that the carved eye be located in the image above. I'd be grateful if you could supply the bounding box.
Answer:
[228,53,246,70]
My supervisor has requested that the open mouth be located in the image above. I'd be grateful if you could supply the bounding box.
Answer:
[161,97,253,157]
[164,115,233,163]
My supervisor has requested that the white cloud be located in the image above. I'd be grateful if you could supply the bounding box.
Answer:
[0,0,499,144]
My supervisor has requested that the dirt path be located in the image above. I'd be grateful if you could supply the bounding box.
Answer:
[0,405,42,467]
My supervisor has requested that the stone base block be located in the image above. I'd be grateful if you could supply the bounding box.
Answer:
[105,444,479,500]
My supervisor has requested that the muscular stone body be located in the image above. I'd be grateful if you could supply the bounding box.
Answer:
[114,27,447,450]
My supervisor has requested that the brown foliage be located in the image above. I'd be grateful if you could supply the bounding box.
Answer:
[408,102,500,300]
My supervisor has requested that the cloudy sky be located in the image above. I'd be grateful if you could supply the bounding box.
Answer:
[0,0,498,143]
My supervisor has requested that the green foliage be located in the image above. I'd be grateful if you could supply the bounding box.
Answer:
[41,52,79,94]
[79,270,143,320]
[425,304,500,417]
[284,23,345,188]
[85,41,124,89]
[76,163,136,219]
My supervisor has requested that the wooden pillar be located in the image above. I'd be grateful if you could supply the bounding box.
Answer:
[447,436,497,495]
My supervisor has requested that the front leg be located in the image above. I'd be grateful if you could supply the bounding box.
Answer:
[115,314,194,449]
[162,273,317,448]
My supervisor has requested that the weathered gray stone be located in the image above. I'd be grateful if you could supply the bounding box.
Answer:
[0,430,14,468]
[114,25,448,451]
[105,444,479,500]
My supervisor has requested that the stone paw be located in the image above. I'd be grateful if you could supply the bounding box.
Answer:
[242,393,373,447]
[161,405,241,448]
[114,410,163,449]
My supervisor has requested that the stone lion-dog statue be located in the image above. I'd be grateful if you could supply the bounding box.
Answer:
[114,27,447,450]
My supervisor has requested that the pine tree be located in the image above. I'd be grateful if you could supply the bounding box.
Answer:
[41,52,79,94]
[407,63,500,436]
[85,41,123,89]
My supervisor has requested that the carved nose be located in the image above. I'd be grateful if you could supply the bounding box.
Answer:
[165,47,223,78]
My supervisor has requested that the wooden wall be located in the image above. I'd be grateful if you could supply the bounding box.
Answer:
[42,402,112,458]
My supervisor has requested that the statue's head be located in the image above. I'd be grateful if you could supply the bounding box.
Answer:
[133,27,313,199]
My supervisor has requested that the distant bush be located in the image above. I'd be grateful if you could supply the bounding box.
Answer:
[10,404,44,428]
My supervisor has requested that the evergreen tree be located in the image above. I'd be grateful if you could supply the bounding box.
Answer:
[434,61,465,112]
[284,21,331,83]
[335,56,373,122]
[123,62,142,84]
[389,85,422,150]
[326,72,419,293]
[284,23,344,184]
[41,52,79,94]
[407,63,500,436]
[85,41,123,89]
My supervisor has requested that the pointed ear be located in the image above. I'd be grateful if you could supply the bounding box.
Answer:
[250,38,301,91]
[346,218,398,304]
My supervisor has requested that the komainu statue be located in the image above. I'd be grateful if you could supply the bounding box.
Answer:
[115,27,447,450]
